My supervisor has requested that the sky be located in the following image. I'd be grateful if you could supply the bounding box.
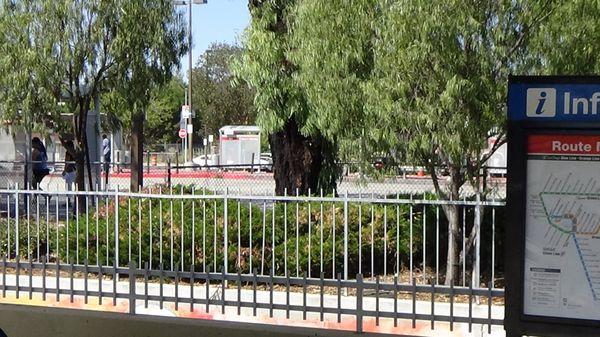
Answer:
[178,0,250,79]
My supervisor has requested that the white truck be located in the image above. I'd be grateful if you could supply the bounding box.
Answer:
[218,125,261,167]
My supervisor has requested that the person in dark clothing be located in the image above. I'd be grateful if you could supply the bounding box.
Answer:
[62,140,76,191]
[31,137,50,190]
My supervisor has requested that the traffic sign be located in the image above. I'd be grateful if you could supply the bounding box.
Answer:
[178,128,187,139]
[181,105,191,119]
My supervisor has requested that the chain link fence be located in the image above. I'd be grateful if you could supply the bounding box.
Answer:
[0,161,506,199]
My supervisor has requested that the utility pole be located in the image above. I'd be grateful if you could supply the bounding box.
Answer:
[187,0,193,163]
[173,0,208,163]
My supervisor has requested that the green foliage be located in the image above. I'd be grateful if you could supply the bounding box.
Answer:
[192,42,256,139]
[526,0,600,74]
[0,0,187,190]
[2,192,422,278]
[231,0,306,136]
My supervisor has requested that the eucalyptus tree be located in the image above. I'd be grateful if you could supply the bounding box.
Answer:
[0,0,186,192]
[233,0,338,195]
[240,0,560,284]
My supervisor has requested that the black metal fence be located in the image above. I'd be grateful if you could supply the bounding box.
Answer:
[0,256,504,334]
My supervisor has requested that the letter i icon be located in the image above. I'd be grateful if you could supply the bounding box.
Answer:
[535,91,547,115]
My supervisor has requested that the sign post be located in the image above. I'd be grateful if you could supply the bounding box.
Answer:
[179,128,188,163]
[506,76,600,337]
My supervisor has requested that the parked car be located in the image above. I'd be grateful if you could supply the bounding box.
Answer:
[192,154,219,168]
[257,153,273,172]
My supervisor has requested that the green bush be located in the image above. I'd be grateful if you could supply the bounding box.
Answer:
[0,189,422,279]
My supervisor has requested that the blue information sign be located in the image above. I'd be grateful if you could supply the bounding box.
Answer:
[508,83,600,121]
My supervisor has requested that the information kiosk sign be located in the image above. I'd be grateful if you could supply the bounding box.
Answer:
[506,76,600,337]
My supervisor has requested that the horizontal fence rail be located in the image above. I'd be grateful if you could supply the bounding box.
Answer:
[0,257,505,334]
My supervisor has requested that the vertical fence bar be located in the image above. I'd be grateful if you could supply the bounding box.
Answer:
[203,200,206,272]
[128,196,132,264]
[86,196,89,264]
[191,188,196,272]
[359,193,363,275]
[356,274,363,333]
[371,197,374,278]
[296,189,299,277]
[491,204,496,287]
[66,195,70,264]
[252,269,257,316]
[180,189,185,272]
[383,195,387,277]
[423,202,427,282]
[409,196,414,281]
[159,196,163,268]
[284,188,288,276]
[149,198,153,270]
[5,194,9,259]
[320,190,324,275]
[213,200,217,272]
[46,196,50,260]
[170,187,174,271]
[138,198,142,268]
[237,198,241,273]
[376,275,380,326]
[271,191,275,276]
[462,202,466,287]
[115,191,119,268]
[436,206,440,285]
[224,189,228,275]
[15,190,19,259]
[260,197,266,275]
[396,194,400,277]
[472,193,481,288]
[344,191,349,282]
[190,264,195,312]
[248,200,252,274]
[308,189,312,279]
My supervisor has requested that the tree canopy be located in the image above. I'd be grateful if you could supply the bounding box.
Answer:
[192,42,256,140]
[236,0,582,284]
[0,0,187,191]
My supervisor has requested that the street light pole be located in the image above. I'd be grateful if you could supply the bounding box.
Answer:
[174,0,207,163]
[187,0,193,163]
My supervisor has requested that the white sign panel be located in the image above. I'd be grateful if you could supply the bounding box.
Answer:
[524,134,600,320]
[181,105,191,119]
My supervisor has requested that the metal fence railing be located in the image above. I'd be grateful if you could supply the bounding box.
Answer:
[0,188,505,287]
[0,257,505,334]
[0,161,507,198]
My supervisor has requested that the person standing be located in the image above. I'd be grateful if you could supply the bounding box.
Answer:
[31,137,50,190]
[102,134,111,187]
[62,140,76,192]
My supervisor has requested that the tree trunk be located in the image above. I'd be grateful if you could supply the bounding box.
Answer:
[130,110,144,192]
[269,119,337,196]
[443,203,460,285]
[431,164,462,286]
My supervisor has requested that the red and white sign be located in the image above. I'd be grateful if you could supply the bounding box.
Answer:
[178,128,187,139]
[528,134,600,155]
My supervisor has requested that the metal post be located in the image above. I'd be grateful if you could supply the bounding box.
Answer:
[224,188,228,275]
[472,192,481,288]
[187,0,193,163]
[129,261,136,314]
[343,191,349,282]
[115,190,120,268]
[167,159,172,188]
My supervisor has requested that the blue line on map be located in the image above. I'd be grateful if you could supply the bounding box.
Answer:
[572,233,598,301]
